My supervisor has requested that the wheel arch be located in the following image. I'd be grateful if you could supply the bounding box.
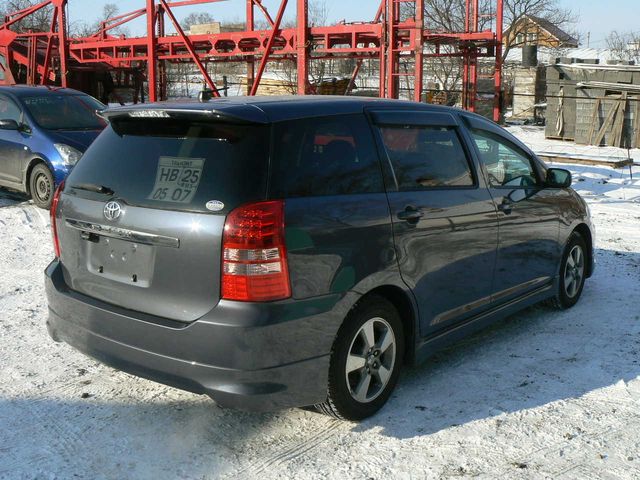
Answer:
[353,285,418,365]
[572,223,594,277]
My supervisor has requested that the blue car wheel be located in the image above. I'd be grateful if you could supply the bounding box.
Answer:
[29,163,54,209]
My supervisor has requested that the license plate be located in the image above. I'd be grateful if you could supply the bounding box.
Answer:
[86,236,155,287]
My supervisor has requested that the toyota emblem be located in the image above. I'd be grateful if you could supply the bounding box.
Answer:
[104,201,123,221]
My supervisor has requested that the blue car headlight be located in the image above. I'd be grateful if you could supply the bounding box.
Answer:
[54,143,83,167]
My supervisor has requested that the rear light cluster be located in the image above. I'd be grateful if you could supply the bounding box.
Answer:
[50,181,65,258]
[221,200,291,302]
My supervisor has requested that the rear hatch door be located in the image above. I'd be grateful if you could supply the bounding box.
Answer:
[56,109,270,322]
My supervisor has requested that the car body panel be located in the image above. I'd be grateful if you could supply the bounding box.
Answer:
[0,128,30,184]
[385,188,500,336]
[284,194,398,300]
[457,114,562,303]
[44,97,596,411]
[56,194,226,322]
[0,86,104,194]
[46,259,361,410]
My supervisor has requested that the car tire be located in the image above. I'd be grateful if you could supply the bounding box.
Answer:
[548,232,588,310]
[316,295,404,421]
[29,163,55,210]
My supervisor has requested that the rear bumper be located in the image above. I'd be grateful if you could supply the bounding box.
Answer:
[45,260,350,411]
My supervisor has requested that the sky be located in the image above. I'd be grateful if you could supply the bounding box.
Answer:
[69,0,638,46]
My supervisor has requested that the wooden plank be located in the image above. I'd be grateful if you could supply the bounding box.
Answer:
[592,96,621,146]
[537,153,636,169]
[613,92,627,147]
[587,98,601,145]
[635,100,640,149]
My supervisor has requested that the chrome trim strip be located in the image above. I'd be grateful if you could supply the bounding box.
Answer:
[65,219,180,248]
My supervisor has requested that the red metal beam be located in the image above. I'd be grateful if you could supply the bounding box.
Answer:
[159,0,219,96]
[250,0,288,96]
[40,7,58,84]
[54,0,69,88]
[0,0,504,122]
[146,0,158,101]
[246,0,255,95]
[346,1,384,95]
[385,0,399,98]
[296,0,308,95]
[95,9,146,40]
[494,0,503,122]
[414,0,424,102]
[254,0,275,27]
[164,0,225,7]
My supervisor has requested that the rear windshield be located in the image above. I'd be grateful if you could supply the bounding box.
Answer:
[66,118,269,213]
[22,94,106,130]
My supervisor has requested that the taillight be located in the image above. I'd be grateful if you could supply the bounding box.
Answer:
[50,181,64,258]
[221,200,291,302]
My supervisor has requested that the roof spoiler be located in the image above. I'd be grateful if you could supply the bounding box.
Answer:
[99,105,269,125]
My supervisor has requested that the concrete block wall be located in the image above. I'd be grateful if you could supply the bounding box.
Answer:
[545,60,640,146]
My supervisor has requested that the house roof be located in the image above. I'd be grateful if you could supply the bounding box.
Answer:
[506,14,579,47]
[504,47,617,65]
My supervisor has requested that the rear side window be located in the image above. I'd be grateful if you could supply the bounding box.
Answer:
[67,119,269,212]
[379,126,474,190]
[269,114,384,198]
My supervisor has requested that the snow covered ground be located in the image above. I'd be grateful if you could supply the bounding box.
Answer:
[506,125,640,165]
[1,156,639,478]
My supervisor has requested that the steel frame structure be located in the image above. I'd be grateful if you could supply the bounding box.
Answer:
[0,0,504,121]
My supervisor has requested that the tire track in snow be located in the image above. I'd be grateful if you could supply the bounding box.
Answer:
[229,420,344,478]
[0,393,86,476]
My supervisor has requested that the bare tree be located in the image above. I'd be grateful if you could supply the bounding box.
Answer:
[0,0,53,32]
[606,31,640,63]
[181,12,217,30]
[70,3,129,37]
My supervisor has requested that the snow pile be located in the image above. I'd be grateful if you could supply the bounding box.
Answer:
[0,161,639,478]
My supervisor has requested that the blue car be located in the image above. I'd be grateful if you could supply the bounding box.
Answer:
[0,86,106,208]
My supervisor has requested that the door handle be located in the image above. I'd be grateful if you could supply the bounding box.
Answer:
[498,198,513,215]
[398,207,423,223]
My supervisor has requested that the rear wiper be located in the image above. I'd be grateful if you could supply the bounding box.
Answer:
[70,183,115,195]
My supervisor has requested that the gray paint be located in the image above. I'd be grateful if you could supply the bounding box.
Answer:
[45,98,595,411]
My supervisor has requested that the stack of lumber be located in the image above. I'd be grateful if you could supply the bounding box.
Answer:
[239,77,295,95]
[314,78,352,95]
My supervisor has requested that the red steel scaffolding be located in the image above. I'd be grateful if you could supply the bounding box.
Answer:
[0,0,504,121]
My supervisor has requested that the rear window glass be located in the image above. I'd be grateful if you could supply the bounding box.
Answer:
[379,126,474,190]
[66,119,269,212]
[22,95,106,130]
[269,114,384,198]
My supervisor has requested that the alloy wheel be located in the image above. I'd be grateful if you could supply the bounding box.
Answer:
[345,317,396,403]
[564,245,585,298]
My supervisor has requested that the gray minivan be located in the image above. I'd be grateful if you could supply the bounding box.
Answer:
[45,96,594,420]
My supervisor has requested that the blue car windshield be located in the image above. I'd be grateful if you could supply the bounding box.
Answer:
[22,94,106,131]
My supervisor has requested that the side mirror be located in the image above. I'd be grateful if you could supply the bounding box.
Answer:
[0,119,20,130]
[546,168,572,188]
